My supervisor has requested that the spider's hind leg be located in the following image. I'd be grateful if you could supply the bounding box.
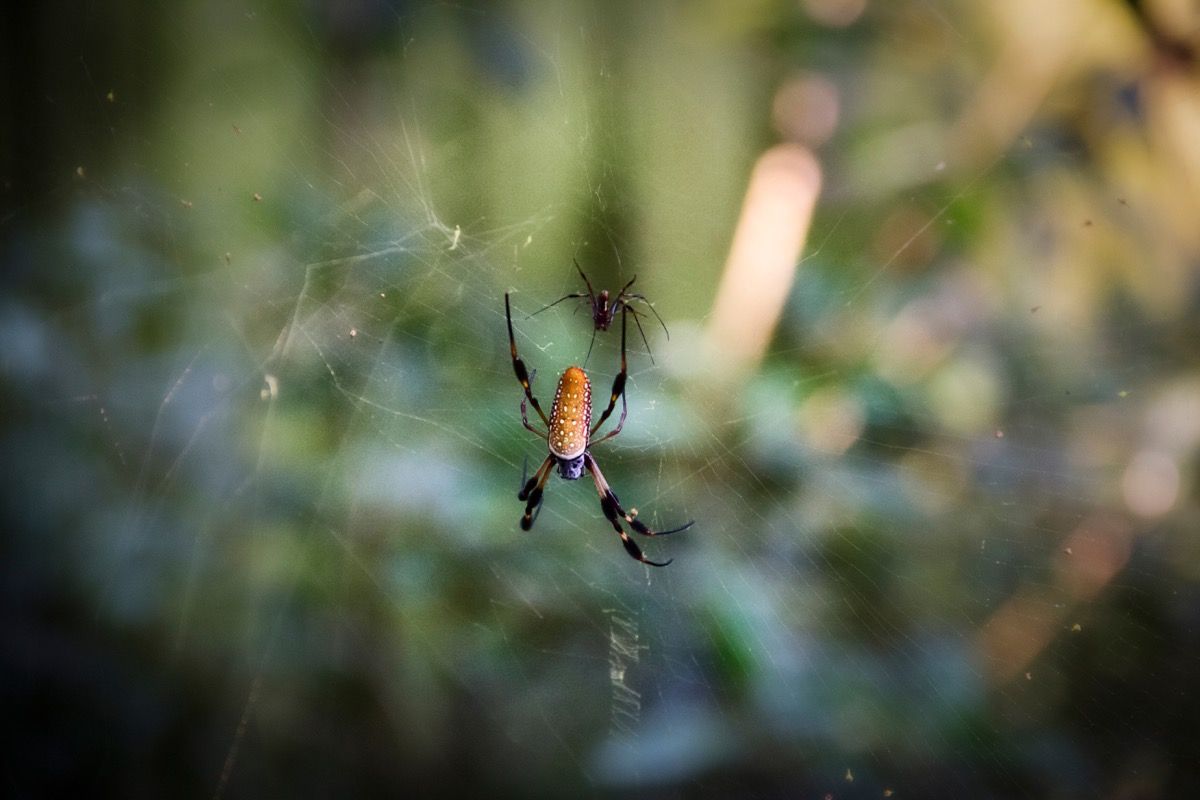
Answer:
[519,455,555,530]
[584,453,678,567]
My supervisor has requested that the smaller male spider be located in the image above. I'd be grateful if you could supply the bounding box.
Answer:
[529,259,670,363]
[506,292,692,566]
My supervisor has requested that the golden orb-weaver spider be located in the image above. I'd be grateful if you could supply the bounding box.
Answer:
[528,259,670,363]
[505,292,693,566]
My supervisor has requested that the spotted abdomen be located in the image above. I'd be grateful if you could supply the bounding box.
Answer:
[548,366,592,460]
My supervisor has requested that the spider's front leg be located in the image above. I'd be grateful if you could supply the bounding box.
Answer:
[505,293,550,427]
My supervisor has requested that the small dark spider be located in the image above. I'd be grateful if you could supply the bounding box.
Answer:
[506,292,693,566]
[529,259,670,363]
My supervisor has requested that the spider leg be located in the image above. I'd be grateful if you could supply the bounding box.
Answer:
[623,293,671,340]
[584,454,673,567]
[590,305,628,437]
[527,292,587,319]
[625,305,655,364]
[505,293,550,427]
[572,258,598,301]
[582,326,598,368]
[520,396,548,439]
[519,370,548,439]
[518,454,555,530]
[587,453,694,538]
[588,388,626,446]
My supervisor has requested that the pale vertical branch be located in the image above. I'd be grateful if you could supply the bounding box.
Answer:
[705,144,822,372]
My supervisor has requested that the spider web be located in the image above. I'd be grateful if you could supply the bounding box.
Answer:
[6,1,1200,797]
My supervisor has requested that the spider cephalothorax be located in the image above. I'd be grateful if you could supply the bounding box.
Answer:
[505,293,691,566]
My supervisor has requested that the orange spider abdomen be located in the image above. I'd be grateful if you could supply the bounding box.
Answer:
[548,366,592,460]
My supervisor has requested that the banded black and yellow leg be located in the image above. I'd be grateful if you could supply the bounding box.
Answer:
[518,454,554,531]
[520,373,547,439]
[587,453,694,538]
[585,454,677,567]
[505,293,550,427]
[590,305,629,443]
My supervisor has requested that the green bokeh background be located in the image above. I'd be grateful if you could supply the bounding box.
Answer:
[4,1,1200,797]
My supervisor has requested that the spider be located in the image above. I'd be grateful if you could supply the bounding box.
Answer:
[505,292,693,566]
[529,259,670,363]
